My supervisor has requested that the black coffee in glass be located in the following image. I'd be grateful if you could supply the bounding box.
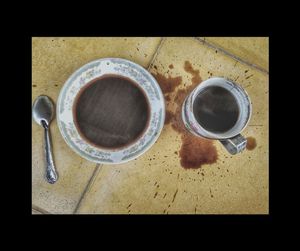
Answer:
[193,86,240,133]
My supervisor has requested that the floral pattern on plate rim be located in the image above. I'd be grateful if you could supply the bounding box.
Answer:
[57,58,165,164]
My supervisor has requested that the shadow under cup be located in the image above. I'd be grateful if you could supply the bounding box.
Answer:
[182,77,252,155]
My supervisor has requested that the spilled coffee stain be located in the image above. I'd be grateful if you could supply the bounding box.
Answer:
[152,72,182,94]
[184,61,202,85]
[170,80,201,134]
[171,89,192,134]
[179,135,217,168]
[165,110,174,125]
[246,137,257,150]
[152,61,218,169]
[171,68,218,168]
[169,64,174,69]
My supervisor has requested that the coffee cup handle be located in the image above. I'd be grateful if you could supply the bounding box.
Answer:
[219,134,247,155]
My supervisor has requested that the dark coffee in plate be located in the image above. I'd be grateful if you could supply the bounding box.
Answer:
[193,86,240,133]
[73,74,150,149]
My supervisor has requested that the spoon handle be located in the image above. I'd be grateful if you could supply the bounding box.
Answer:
[43,122,58,184]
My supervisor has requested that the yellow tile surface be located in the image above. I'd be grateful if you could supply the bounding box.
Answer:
[32,209,43,214]
[32,37,161,214]
[202,37,269,72]
[77,37,269,214]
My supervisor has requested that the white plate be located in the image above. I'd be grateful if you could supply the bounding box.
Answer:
[57,58,165,164]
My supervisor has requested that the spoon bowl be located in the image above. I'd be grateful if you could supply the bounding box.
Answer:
[33,95,54,126]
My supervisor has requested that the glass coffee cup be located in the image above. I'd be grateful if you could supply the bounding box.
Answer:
[182,77,252,154]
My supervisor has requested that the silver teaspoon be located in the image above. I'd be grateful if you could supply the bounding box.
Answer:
[32,95,58,184]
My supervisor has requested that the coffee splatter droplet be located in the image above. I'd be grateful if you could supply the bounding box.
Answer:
[245,74,254,79]
[172,189,178,203]
[169,64,174,69]
[246,137,257,150]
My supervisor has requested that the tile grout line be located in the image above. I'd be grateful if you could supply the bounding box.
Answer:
[73,164,102,214]
[32,205,51,214]
[194,37,269,74]
[146,37,166,69]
